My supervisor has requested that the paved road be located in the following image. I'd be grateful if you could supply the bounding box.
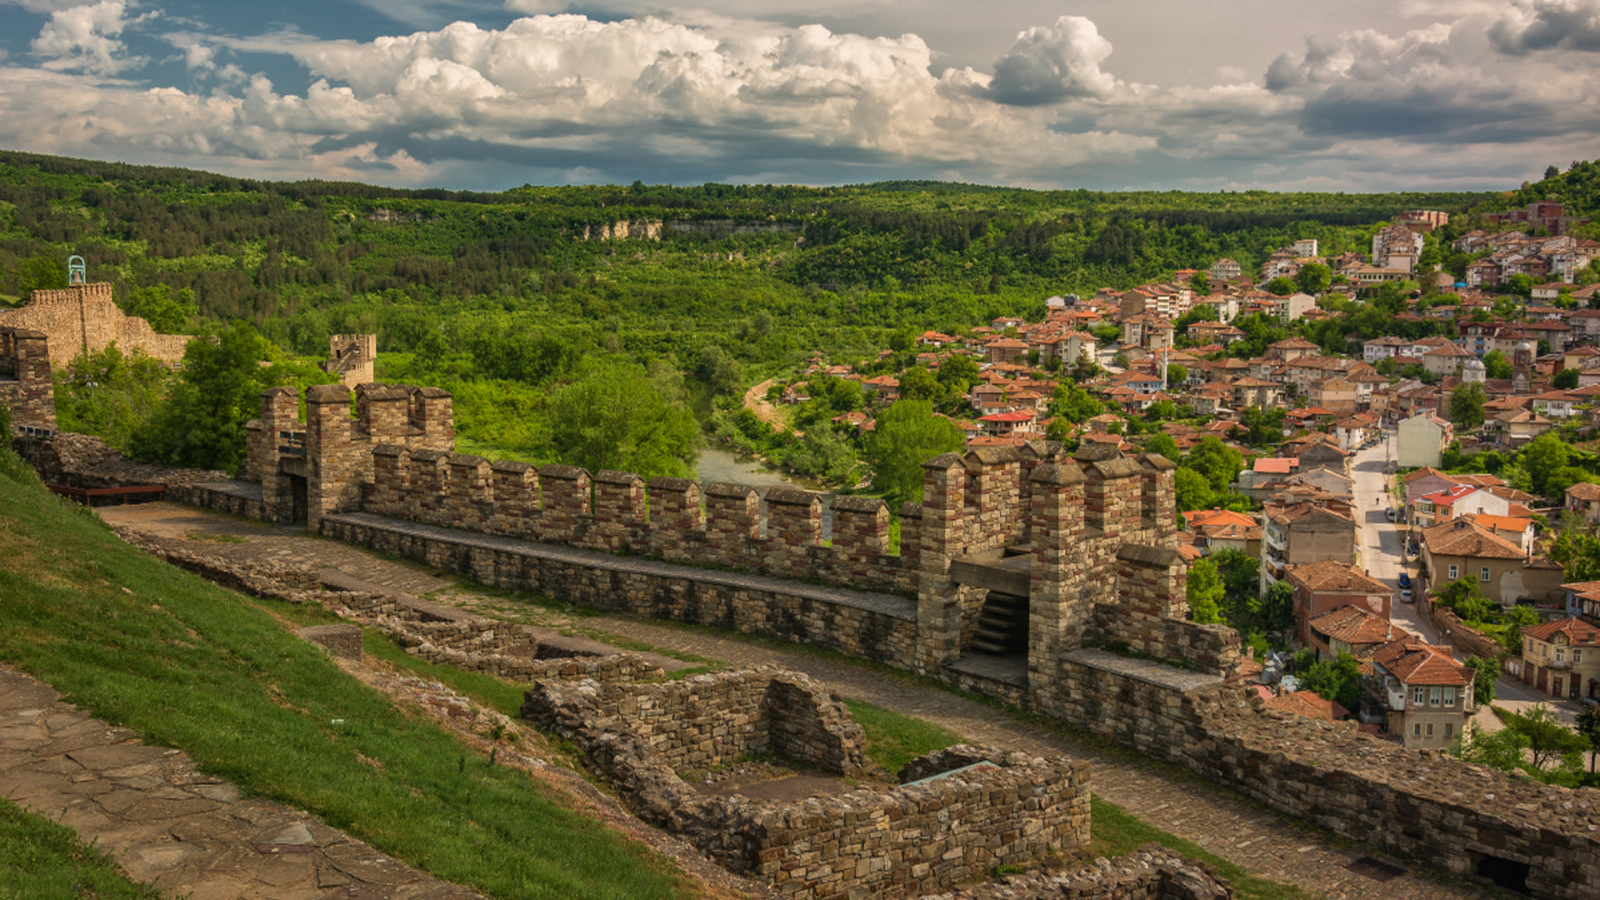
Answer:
[1350,430,1440,643]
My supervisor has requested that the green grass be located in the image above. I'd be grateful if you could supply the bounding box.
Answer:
[844,699,964,774]
[359,629,529,718]
[0,798,163,900]
[0,455,695,900]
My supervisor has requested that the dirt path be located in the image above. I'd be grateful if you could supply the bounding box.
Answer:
[741,379,784,428]
[99,503,1501,900]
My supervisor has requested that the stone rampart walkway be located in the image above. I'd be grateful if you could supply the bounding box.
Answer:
[98,503,1501,900]
[0,667,484,900]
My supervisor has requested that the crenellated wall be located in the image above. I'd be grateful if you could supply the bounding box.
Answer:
[0,326,56,426]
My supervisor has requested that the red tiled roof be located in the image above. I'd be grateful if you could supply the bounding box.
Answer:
[1309,605,1397,645]
[1522,617,1600,646]
[1287,560,1388,594]
[1263,691,1349,721]
[1370,638,1471,687]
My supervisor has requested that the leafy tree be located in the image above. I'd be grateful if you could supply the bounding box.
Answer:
[1523,432,1572,496]
[1234,406,1286,447]
[784,425,858,485]
[1049,383,1105,424]
[1294,262,1331,295]
[1374,356,1396,377]
[16,254,66,300]
[1482,349,1513,380]
[1436,577,1498,624]
[1189,271,1211,295]
[544,362,701,478]
[1501,603,1541,655]
[1463,655,1500,707]
[1554,367,1580,389]
[1448,381,1487,430]
[1143,432,1181,463]
[53,346,171,451]
[1506,274,1538,297]
[1261,580,1295,634]
[1551,526,1600,583]
[864,400,965,505]
[1450,720,1531,772]
[1174,466,1213,512]
[1578,704,1600,774]
[1182,436,1243,494]
[937,354,980,392]
[1300,652,1361,713]
[122,286,198,335]
[1262,277,1297,296]
[1501,706,1588,771]
[897,365,942,402]
[695,345,744,397]
[1187,558,1225,624]
[807,376,864,416]
[1144,399,1178,421]
[1548,466,1598,500]
[1166,363,1187,387]
[131,323,335,473]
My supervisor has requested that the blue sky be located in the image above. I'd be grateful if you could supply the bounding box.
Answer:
[1,0,1596,192]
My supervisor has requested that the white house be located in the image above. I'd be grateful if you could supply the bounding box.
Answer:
[1398,414,1452,469]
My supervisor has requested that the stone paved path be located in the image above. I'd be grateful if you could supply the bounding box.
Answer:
[98,503,1503,900]
[0,666,483,900]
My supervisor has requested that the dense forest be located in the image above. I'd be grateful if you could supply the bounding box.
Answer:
[0,148,1573,474]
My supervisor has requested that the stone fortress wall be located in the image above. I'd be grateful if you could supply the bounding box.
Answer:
[324,334,376,388]
[0,326,55,426]
[525,667,1093,900]
[0,282,190,365]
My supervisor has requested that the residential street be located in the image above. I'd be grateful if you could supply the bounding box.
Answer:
[1349,428,1441,643]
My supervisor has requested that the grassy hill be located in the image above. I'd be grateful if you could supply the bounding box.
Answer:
[0,449,696,900]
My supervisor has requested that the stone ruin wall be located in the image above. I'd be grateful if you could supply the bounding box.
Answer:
[0,326,56,427]
[325,334,376,388]
[1048,651,1600,900]
[524,667,1092,900]
[0,282,190,365]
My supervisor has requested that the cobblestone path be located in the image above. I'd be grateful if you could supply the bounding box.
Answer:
[98,503,1503,900]
[0,666,483,900]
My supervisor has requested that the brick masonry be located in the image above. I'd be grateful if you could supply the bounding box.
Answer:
[0,326,55,426]
[524,668,1091,899]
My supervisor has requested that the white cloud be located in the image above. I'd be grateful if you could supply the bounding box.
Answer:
[1488,0,1600,53]
[30,0,151,75]
[988,15,1118,105]
[182,41,214,71]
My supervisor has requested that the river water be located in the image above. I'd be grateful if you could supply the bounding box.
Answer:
[695,446,836,538]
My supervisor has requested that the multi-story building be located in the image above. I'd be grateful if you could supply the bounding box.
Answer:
[1364,637,1475,750]
[1518,617,1600,701]
[1286,560,1392,651]
[1261,500,1357,592]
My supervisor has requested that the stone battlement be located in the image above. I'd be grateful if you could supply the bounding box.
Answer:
[0,282,190,365]
[0,326,55,426]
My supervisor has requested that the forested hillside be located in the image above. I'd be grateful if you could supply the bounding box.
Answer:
[0,149,1503,469]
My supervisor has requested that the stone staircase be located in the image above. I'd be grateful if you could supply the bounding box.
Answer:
[969,590,1027,655]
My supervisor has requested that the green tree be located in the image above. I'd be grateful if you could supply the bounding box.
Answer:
[1554,367,1580,389]
[545,362,701,478]
[1262,277,1297,296]
[1174,466,1213,512]
[1049,383,1105,424]
[1182,436,1243,494]
[1301,652,1361,713]
[16,254,66,300]
[131,324,335,473]
[784,425,858,486]
[1166,363,1187,387]
[1375,356,1396,377]
[1189,271,1211,295]
[1482,350,1513,380]
[937,354,980,393]
[1261,580,1295,634]
[1450,720,1532,772]
[1294,262,1331,295]
[864,400,965,505]
[1235,406,1286,447]
[1448,381,1487,430]
[897,365,942,402]
[1463,655,1500,706]
[1578,704,1600,774]
[1501,705,1588,771]
[695,345,744,397]
[1436,577,1498,624]
[1143,432,1181,463]
[122,285,198,334]
[1523,432,1572,496]
[53,346,171,451]
[1187,557,1225,624]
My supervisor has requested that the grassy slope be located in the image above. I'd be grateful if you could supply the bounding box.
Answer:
[0,798,163,900]
[0,455,691,900]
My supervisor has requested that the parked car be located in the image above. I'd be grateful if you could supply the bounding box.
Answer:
[1385,508,1396,522]
[1401,589,1414,602]
[1398,572,1411,588]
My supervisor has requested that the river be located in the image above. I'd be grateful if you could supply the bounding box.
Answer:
[695,446,837,538]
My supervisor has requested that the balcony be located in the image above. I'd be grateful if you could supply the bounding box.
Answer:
[1546,659,1571,670]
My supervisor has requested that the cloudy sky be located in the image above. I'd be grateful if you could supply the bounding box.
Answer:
[0,0,1596,192]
